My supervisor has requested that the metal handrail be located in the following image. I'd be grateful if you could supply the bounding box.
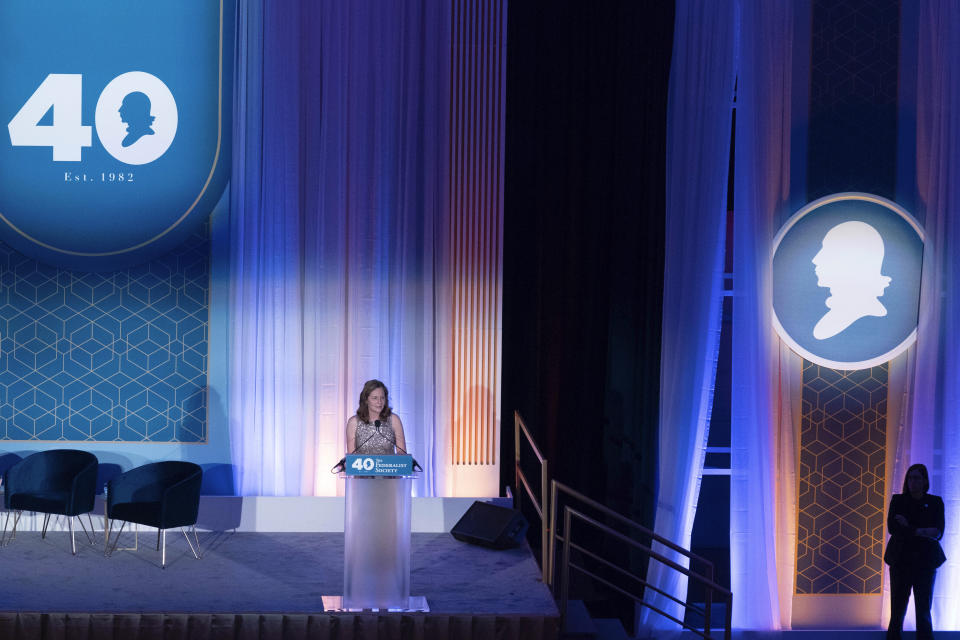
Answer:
[563,539,708,619]
[560,506,732,640]
[552,486,732,640]
[514,411,549,582]
[549,479,715,585]
[558,509,729,592]
[512,409,731,637]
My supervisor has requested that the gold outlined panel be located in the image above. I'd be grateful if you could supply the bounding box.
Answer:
[795,361,886,594]
[0,227,208,443]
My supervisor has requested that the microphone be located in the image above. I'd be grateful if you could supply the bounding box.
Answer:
[330,417,423,473]
[330,419,381,473]
[374,420,423,471]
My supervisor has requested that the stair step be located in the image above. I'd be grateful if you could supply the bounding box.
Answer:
[593,618,629,640]
[686,601,728,632]
[562,599,597,637]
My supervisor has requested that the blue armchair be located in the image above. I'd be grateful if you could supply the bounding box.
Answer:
[105,461,203,568]
[1,449,99,554]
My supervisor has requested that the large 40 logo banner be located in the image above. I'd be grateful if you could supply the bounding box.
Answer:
[0,1,233,271]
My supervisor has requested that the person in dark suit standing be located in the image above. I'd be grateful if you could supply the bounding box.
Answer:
[885,463,946,640]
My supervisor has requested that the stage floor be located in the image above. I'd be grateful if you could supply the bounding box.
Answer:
[0,530,557,617]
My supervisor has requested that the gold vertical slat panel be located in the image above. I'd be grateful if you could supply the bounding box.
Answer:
[449,0,505,465]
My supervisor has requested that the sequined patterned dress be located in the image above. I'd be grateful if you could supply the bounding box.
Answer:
[353,418,397,454]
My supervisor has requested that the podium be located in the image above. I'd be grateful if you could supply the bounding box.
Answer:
[323,454,428,612]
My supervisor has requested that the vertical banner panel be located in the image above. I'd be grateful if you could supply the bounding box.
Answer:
[0,1,232,443]
[785,0,905,626]
[773,194,923,626]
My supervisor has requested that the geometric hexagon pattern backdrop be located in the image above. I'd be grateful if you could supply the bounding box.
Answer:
[0,228,207,442]
[795,361,887,594]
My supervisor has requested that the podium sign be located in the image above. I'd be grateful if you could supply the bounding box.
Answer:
[344,454,413,476]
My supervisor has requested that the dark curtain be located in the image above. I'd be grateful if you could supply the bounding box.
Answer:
[501,0,674,533]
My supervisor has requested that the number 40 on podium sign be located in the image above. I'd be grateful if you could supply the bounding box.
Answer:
[344,455,414,476]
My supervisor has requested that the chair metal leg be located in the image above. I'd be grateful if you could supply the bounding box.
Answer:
[182,526,201,560]
[1,511,9,545]
[11,511,20,543]
[114,522,139,552]
[157,528,161,551]
[69,517,76,555]
[105,519,127,557]
[1,510,21,546]
[77,514,95,545]
[104,517,114,556]
[41,513,51,538]
[161,528,166,568]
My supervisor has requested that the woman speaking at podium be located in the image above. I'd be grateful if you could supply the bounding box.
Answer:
[341,379,413,609]
[345,379,407,455]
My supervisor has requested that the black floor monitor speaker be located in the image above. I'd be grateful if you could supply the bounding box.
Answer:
[451,501,529,549]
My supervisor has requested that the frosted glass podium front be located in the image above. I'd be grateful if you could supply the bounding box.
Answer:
[322,454,427,612]
[344,474,412,609]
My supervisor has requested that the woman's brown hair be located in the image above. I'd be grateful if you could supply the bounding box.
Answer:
[356,379,393,422]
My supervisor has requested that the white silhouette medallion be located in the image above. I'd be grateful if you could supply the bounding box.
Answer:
[811,220,891,340]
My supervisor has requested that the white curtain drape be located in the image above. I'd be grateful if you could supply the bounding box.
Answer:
[228,1,451,497]
[897,1,960,629]
[643,0,736,629]
[730,1,801,629]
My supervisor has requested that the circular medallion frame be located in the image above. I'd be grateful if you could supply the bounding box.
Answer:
[771,192,925,370]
